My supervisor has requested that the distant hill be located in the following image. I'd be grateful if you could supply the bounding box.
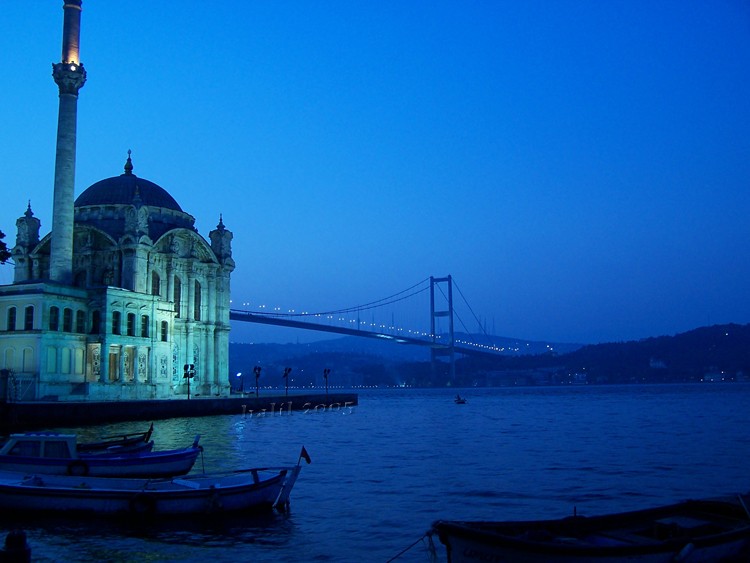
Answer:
[559,323,750,383]
[228,323,750,387]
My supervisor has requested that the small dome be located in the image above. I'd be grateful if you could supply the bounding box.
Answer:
[75,154,183,211]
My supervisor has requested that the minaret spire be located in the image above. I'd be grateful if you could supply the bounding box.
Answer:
[49,0,86,284]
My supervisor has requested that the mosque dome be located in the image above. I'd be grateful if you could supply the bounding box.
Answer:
[73,153,196,241]
[75,153,183,211]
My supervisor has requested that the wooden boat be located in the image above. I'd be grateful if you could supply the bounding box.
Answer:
[76,423,154,455]
[432,495,750,562]
[0,464,302,516]
[0,432,201,478]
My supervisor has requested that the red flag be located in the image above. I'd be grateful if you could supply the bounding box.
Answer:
[300,446,311,464]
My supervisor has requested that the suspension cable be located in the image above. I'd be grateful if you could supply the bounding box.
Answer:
[453,278,494,341]
[247,278,431,318]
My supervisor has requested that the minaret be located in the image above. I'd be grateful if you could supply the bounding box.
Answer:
[49,0,86,284]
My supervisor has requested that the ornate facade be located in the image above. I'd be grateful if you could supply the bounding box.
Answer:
[0,1,235,401]
[0,155,234,401]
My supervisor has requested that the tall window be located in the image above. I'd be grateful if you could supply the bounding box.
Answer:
[173,277,182,318]
[49,306,60,331]
[141,315,149,338]
[24,306,34,331]
[75,310,86,333]
[112,311,121,335]
[6,307,16,331]
[63,308,73,332]
[160,321,168,342]
[194,280,202,321]
[152,271,161,296]
[91,310,101,334]
[127,313,136,336]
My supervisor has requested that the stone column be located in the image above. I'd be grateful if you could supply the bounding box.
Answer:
[133,345,140,384]
[207,326,216,387]
[165,263,173,307]
[99,336,109,383]
[186,268,195,320]
[207,270,216,323]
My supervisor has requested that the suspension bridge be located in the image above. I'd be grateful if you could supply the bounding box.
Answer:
[229,276,507,376]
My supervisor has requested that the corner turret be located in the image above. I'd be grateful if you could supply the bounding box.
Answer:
[13,203,42,282]
[209,215,235,269]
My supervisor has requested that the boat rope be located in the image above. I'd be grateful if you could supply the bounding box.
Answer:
[386,531,438,562]
[738,494,750,518]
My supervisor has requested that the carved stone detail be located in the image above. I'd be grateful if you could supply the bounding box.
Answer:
[52,63,86,95]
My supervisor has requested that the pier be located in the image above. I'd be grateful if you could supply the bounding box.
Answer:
[0,393,358,432]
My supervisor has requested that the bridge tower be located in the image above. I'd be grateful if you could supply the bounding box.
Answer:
[430,275,456,380]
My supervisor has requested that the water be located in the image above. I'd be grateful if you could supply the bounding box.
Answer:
[5,384,750,562]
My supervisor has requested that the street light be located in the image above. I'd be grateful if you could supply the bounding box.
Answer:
[254,365,261,396]
[283,367,292,397]
[236,372,243,394]
[183,364,195,400]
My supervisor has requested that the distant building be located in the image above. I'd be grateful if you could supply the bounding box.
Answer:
[0,1,234,401]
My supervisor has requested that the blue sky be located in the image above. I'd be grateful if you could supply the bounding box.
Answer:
[1,1,749,345]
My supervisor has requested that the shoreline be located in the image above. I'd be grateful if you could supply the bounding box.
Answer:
[0,392,358,432]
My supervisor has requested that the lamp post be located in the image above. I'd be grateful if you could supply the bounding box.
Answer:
[283,367,292,397]
[323,368,331,399]
[236,372,243,394]
[254,365,261,396]
[183,364,195,400]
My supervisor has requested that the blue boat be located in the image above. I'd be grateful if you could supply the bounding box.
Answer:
[0,432,201,478]
[76,423,154,455]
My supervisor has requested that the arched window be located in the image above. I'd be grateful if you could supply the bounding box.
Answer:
[160,321,169,342]
[126,313,136,336]
[6,307,16,331]
[49,306,60,331]
[141,315,149,338]
[75,310,86,333]
[112,311,121,335]
[173,277,182,318]
[24,306,34,331]
[63,308,73,332]
[194,280,202,321]
[152,271,161,296]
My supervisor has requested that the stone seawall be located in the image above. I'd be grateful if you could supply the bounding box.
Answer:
[0,393,358,432]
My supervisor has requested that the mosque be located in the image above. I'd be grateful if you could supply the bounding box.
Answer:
[0,1,235,401]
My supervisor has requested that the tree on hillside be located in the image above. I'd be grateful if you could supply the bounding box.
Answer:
[0,229,11,264]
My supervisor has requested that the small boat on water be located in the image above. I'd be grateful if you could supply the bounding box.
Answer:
[432,495,750,562]
[0,432,201,478]
[76,423,154,455]
[0,463,303,516]
[454,395,467,404]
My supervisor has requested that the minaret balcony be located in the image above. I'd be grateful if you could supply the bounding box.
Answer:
[52,62,86,95]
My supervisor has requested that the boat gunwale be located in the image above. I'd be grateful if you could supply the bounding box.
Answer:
[433,498,750,557]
